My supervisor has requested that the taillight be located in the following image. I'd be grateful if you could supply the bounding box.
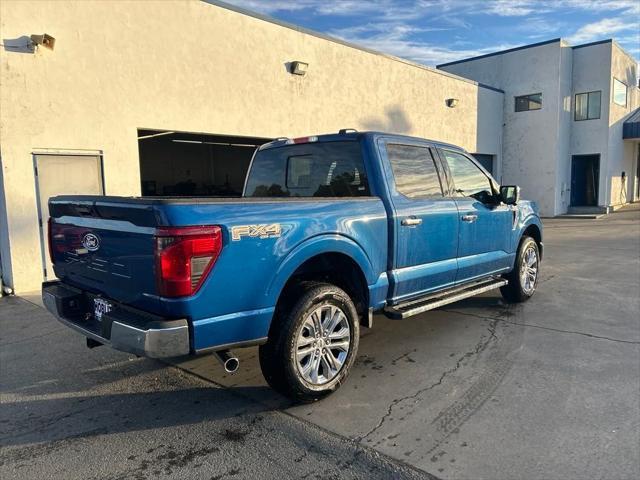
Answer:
[155,226,222,297]
[47,218,54,263]
[48,218,68,261]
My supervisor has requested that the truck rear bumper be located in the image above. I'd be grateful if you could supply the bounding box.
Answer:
[42,281,190,358]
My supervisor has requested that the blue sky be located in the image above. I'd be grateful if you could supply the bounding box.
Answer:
[222,0,639,66]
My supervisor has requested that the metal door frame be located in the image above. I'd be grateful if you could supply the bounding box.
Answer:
[33,149,105,280]
[570,154,600,207]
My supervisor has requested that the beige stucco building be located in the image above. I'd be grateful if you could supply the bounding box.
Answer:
[0,0,504,294]
[0,0,638,295]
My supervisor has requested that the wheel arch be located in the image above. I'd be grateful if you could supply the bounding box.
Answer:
[266,235,374,326]
[521,223,543,259]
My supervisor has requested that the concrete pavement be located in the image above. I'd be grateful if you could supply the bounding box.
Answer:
[1,208,639,479]
[0,297,431,480]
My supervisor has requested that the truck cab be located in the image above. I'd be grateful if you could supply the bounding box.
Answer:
[43,130,543,402]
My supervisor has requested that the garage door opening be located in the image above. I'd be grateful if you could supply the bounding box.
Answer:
[138,129,272,197]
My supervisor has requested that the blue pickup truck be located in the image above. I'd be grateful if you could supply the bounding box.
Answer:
[43,130,542,402]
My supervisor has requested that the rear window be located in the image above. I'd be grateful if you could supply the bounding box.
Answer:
[244,141,370,197]
[386,144,443,198]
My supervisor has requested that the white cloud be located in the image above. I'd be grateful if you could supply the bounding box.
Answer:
[215,0,317,14]
[219,0,639,63]
[567,17,638,44]
[485,0,539,16]
[561,0,640,14]
[328,22,515,65]
[220,0,425,19]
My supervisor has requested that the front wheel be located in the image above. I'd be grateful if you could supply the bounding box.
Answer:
[501,236,540,303]
[259,282,360,403]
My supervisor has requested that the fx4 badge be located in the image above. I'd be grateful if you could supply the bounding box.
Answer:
[231,224,282,241]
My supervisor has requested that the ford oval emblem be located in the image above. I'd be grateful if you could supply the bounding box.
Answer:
[82,233,100,251]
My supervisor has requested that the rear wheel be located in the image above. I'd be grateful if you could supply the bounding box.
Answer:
[501,236,540,303]
[259,282,359,403]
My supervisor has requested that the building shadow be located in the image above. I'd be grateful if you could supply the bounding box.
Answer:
[362,106,412,133]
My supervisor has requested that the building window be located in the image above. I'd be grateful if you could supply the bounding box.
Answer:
[575,91,601,121]
[515,93,542,112]
[613,78,627,107]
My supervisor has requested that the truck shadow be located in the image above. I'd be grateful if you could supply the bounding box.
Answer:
[0,383,284,449]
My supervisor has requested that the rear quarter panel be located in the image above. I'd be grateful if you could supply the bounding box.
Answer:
[157,198,388,350]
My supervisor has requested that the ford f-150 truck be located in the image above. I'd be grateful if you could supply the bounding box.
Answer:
[43,130,543,402]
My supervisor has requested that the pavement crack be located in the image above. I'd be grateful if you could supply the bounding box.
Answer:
[444,309,640,345]
[357,318,499,444]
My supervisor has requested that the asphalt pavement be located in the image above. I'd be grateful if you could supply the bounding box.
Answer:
[1,206,639,479]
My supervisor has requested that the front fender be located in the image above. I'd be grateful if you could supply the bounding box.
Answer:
[265,234,376,306]
[516,209,543,255]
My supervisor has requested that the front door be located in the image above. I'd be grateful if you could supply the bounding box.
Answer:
[34,153,104,279]
[571,154,600,206]
[380,141,459,303]
[438,149,513,284]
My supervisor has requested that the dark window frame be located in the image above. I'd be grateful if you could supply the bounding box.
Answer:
[515,93,542,112]
[574,90,602,121]
[386,143,446,199]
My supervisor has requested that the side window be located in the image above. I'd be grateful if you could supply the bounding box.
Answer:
[387,144,443,198]
[442,150,493,202]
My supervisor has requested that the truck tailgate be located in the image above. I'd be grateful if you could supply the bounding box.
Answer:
[48,198,160,309]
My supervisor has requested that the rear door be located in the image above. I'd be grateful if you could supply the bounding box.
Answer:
[379,140,459,303]
[438,149,513,283]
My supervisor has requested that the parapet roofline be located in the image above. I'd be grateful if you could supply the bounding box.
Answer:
[438,38,638,69]
[202,0,504,94]
[436,38,562,68]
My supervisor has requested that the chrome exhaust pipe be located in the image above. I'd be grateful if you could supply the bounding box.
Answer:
[213,350,240,373]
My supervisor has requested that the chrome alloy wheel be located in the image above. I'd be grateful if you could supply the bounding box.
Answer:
[295,304,351,385]
[520,245,538,295]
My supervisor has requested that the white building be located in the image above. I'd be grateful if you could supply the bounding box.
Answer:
[0,1,638,294]
[438,38,640,216]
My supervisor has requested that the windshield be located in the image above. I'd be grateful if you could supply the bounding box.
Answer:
[243,141,370,198]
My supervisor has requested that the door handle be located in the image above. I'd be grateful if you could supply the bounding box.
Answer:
[461,214,478,223]
[401,217,422,226]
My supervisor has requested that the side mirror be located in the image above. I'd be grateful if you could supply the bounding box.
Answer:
[500,185,520,205]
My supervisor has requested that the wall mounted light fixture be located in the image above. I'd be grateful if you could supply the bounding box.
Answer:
[30,33,55,50]
[446,98,459,108]
[290,61,309,76]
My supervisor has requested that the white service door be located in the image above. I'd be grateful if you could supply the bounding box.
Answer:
[35,154,104,279]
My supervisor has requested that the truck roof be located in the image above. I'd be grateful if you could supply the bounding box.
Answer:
[258,131,466,152]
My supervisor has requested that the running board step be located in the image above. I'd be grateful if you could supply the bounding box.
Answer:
[384,277,508,320]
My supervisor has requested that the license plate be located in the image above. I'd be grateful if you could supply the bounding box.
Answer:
[93,298,112,322]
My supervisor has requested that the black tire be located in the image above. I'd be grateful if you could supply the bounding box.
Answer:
[259,282,360,403]
[501,236,540,303]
